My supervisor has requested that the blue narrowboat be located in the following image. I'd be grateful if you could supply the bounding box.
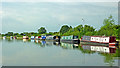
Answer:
[10,36,13,39]
[41,35,46,40]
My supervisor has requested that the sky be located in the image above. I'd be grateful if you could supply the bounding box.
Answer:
[1,1,119,34]
[1,0,120,2]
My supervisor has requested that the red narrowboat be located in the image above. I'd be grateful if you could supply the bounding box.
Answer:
[81,36,118,46]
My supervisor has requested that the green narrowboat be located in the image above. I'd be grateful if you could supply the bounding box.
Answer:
[60,35,80,44]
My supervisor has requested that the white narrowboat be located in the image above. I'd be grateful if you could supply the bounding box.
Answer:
[46,36,60,42]
[46,36,54,40]
[3,36,6,40]
[31,36,35,40]
[35,36,41,40]
[23,36,29,39]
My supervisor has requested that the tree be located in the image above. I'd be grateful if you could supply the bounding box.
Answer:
[7,32,13,36]
[14,33,19,36]
[103,15,115,26]
[61,24,96,38]
[30,32,35,35]
[85,32,93,36]
[20,33,24,36]
[98,15,115,36]
[83,25,95,33]
[59,25,72,34]
[76,25,83,32]
[112,25,120,39]
[38,27,47,34]
[23,32,29,36]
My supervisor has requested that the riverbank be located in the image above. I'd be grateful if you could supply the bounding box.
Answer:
[1,36,120,41]
[0,36,120,47]
[0,37,30,40]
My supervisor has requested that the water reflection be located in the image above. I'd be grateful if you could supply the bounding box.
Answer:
[41,41,46,45]
[81,45,116,54]
[23,39,28,42]
[23,39,118,55]
[1,39,119,66]
[30,39,61,47]
[53,41,60,46]
[31,39,35,42]
[79,44,119,66]
[60,42,78,49]
[35,40,39,43]
[3,39,14,42]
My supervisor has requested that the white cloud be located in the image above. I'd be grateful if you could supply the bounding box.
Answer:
[1,0,120,2]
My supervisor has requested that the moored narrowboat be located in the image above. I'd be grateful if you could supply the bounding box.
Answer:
[10,36,13,39]
[23,36,29,39]
[3,36,6,40]
[41,35,46,40]
[46,35,54,40]
[81,36,118,46]
[35,36,41,40]
[14,36,17,39]
[46,35,60,42]
[31,36,35,40]
[53,36,60,42]
[60,35,80,44]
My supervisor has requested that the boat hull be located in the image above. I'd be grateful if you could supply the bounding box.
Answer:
[80,41,109,46]
[80,41,118,46]
[45,39,60,42]
[60,39,80,44]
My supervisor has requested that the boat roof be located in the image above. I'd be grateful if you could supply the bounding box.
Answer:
[83,36,116,37]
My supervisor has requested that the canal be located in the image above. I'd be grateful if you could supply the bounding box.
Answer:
[1,39,119,66]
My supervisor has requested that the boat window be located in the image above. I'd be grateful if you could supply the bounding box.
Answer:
[105,39,106,41]
[74,36,78,39]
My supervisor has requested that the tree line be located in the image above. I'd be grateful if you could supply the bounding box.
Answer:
[60,15,119,39]
[1,15,120,39]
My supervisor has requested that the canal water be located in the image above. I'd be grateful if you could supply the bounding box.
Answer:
[1,39,119,66]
